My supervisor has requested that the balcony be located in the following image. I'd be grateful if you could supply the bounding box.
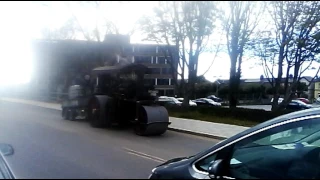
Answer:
[140,63,171,68]
[144,74,172,79]
[154,85,175,89]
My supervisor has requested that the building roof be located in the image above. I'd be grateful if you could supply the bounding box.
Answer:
[300,76,314,82]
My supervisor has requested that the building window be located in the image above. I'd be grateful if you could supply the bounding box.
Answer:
[149,68,160,75]
[158,90,165,96]
[165,90,174,96]
[134,56,152,64]
[123,46,132,53]
[158,57,166,64]
[144,79,155,86]
[137,45,156,54]
[161,68,171,75]
[157,79,170,85]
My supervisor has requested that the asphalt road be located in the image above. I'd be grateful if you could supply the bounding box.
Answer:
[0,101,218,179]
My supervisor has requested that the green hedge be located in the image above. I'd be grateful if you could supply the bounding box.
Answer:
[166,106,294,124]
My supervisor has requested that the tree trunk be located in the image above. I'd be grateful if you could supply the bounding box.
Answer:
[271,43,285,111]
[281,64,300,108]
[183,56,197,107]
[229,56,238,108]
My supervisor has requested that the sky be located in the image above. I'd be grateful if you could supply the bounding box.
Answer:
[0,1,318,86]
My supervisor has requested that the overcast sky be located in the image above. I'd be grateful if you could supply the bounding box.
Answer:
[0,1,318,86]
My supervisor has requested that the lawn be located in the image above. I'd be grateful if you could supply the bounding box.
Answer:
[166,106,293,127]
[168,111,258,127]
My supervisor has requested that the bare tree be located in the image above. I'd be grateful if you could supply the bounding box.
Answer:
[261,1,320,111]
[283,1,320,101]
[221,1,264,108]
[40,17,78,40]
[66,1,136,41]
[140,1,218,105]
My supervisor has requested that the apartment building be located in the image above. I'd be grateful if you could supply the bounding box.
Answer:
[31,34,178,97]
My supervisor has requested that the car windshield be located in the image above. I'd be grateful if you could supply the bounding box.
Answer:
[242,119,320,148]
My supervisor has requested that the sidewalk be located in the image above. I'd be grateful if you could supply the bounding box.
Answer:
[0,97,249,140]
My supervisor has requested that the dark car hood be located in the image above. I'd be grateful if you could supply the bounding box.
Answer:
[157,156,194,167]
[153,108,320,179]
[153,156,196,179]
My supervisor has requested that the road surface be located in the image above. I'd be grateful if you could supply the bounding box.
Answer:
[0,101,218,179]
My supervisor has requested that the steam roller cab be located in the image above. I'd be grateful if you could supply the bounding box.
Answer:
[63,63,171,136]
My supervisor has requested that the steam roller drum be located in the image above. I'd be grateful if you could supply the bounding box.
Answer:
[135,105,170,136]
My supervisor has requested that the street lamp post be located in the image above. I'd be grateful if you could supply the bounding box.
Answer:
[213,75,222,97]
[216,81,221,96]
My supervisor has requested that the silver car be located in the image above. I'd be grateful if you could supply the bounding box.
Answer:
[176,98,197,106]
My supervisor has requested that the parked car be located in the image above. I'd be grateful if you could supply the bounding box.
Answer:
[206,95,222,102]
[149,107,320,179]
[270,98,312,111]
[157,96,182,107]
[296,98,310,104]
[284,100,313,110]
[193,98,221,107]
[176,98,197,106]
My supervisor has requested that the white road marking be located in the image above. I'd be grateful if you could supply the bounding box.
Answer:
[124,147,166,163]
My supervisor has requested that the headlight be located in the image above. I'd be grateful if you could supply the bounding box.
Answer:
[152,168,156,173]
[148,173,154,179]
[148,168,159,179]
[148,172,160,179]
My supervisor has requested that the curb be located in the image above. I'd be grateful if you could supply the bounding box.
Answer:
[168,127,227,140]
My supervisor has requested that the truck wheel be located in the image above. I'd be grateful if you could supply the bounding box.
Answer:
[66,110,73,121]
[70,109,76,121]
[104,98,115,128]
[88,97,105,128]
[88,98,102,127]
[88,96,114,128]
[62,108,68,120]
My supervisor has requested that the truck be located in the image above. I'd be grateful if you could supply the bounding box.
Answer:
[61,63,170,136]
